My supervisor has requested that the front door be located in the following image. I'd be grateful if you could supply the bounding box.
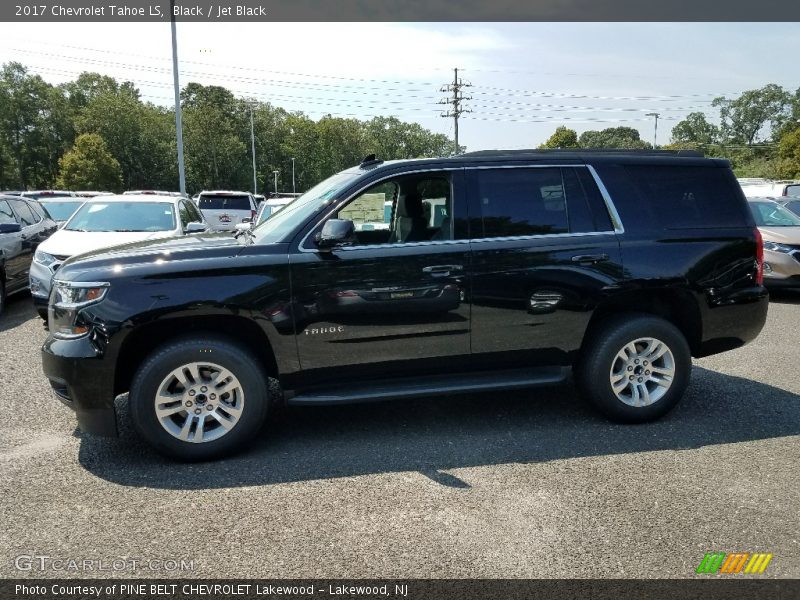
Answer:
[288,170,471,388]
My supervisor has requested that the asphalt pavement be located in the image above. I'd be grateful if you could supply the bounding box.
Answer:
[0,290,797,578]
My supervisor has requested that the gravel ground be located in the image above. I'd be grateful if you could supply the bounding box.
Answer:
[0,290,797,579]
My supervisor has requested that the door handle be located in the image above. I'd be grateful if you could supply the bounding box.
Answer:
[571,254,609,265]
[422,264,463,277]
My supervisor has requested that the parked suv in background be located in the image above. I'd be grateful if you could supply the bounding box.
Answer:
[196,191,257,231]
[0,195,57,315]
[42,150,768,460]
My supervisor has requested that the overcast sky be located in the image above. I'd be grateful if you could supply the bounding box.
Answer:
[1,22,798,151]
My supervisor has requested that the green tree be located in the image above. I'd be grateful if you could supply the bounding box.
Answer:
[712,84,791,145]
[182,83,249,191]
[776,127,800,178]
[56,133,122,191]
[670,112,720,145]
[0,62,69,189]
[539,126,579,149]
[578,126,651,149]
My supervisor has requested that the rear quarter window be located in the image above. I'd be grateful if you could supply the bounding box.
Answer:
[198,195,251,211]
[621,165,751,230]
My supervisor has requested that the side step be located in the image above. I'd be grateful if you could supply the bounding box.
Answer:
[286,366,568,406]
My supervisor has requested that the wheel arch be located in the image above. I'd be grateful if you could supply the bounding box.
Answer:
[582,287,703,358]
[113,315,279,397]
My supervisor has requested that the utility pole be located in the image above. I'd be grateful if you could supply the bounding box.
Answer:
[249,102,257,194]
[438,67,472,155]
[291,158,296,195]
[273,170,279,195]
[170,0,186,194]
[646,112,660,148]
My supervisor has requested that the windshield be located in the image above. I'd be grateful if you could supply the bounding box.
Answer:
[749,201,800,227]
[38,200,84,221]
[252,170,361,243]
[65,201,176,232]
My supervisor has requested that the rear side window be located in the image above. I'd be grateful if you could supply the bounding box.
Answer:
[785,184,800,198]
[473,168,569,237]
[198,194,251,210]
[10,200,37,226]
[624,165,750,229]
[471,167,614,238]
[0,200,16,224]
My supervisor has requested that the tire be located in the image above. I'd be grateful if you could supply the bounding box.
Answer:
[576,314,691,423]
[0,276,5,317]
[129,335,271,461]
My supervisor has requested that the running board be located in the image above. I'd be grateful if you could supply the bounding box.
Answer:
[286,367,568,406]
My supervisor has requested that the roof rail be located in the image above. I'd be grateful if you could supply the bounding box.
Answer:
[461,149,704,158]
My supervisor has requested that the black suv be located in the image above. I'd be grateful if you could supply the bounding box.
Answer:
[42,150,768,460]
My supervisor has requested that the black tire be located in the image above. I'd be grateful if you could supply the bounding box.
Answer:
[129,335,271,461]
[0,276,5,317]
[576,314,691,423]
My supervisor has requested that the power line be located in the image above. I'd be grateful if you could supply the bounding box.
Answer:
[439,68,472,155]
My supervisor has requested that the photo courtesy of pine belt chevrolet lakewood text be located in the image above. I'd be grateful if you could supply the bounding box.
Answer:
[41,150,769,460]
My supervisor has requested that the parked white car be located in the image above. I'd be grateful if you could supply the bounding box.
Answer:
[29,194,208,319]
[196,190,257,232]
[738,178,800,198]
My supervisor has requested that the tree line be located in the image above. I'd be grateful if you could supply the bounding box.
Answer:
[2,61,799,194]
[0,62,454,193]
[539,83,800,179]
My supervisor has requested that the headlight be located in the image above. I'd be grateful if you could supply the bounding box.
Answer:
[34,249,57,267]
[763,241,793,253]
[48,280,110,339]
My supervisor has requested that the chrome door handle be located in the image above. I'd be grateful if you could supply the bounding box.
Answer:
[571,254,609,265]
[422,264,463,277]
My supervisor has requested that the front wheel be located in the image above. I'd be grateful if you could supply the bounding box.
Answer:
[129,336,270,460]
[576,315,691,423]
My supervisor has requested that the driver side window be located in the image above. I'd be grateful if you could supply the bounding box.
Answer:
[335,174,452,246]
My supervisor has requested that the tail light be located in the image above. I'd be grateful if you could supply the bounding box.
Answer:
[754,227,764,285]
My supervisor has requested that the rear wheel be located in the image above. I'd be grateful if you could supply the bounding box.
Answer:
[0,276,6,316]
[576,315,691,423]
[129,336,270,460]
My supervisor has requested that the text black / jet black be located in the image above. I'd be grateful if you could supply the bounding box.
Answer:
[42,150,768,460]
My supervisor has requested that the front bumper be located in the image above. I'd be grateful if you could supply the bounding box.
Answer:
[763,249,800,287]
[42,335,118,436]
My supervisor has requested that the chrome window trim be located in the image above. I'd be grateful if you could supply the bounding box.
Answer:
[297,163,624,253]
[586,164,625,234]
[316,230,617,254]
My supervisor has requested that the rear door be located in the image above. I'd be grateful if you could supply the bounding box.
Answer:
[468,165,623,369]
[198,193,254,231]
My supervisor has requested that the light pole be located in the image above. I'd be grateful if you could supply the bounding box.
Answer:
[273,170,279,195]
[646,112,660,148]
[170,0,186,195]
[248,102,257,194]
[291,158,296,195]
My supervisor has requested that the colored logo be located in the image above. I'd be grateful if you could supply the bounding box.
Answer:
[696,552,773,574]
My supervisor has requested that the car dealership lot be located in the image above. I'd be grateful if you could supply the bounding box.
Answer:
[0,292,798,579]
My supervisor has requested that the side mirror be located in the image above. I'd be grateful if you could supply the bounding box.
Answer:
[234,223,251,233]
[241,217,252,224]
[315,219,355,251]
[0,223,22,234]
[185,222,208,233]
